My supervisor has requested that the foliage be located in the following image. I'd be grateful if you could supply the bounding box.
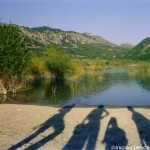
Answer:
[30,53,52,78]
[66,43,130,59]
[0,23,30,93]
[45,46,76,79]
[30,53,45,76]
[127,37,150,60]
[73,59,150,70]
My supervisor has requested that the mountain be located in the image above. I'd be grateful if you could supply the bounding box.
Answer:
[128,37,150,60]
[120,43,134,49]
[17,25,130,59]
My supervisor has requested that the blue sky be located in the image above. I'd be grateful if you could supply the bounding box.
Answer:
[0,0,150,45]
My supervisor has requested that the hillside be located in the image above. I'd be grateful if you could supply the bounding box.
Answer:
[16,25,130,59]
[128,37,150,60]
[120,43,134,49]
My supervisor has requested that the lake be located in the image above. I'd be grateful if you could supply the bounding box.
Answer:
[1,66,150,106]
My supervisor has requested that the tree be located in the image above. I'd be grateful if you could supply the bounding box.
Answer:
[0,23,30,93]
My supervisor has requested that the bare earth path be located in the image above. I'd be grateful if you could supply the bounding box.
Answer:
[0,104,150,150]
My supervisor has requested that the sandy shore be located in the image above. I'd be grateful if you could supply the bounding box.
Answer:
[0,104,150,150]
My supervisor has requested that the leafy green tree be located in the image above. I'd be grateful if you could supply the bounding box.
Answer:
[45,46,75,80]
[0,23,30,93]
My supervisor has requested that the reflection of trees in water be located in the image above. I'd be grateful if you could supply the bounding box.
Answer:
[44,75,109,103]
[0,78,50,104]
[103,67,150,92]
[0,91,28,104]
[2,67,150,104]
[67,73,132,96]
[128,66,150,91]
[135,74,150,91]
[102,73,133,84]
[15,78,48,103]
[45,79,72,103]
[73,74,106,94]
[0,94,7,103]
[0,73,136,104]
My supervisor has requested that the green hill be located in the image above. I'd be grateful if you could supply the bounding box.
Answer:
[128,37,150,60]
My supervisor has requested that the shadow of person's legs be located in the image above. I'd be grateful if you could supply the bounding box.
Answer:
[9,105,74,150]
[128,106,150,147]
[62,105,109,150]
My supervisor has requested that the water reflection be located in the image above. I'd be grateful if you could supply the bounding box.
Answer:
[0,66,150,106]
[45,79,73,103]
[135,74,150,92]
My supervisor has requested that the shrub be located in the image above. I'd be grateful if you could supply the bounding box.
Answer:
[0,23,30,93]
[45,46,75,79]
[30,53,46,77]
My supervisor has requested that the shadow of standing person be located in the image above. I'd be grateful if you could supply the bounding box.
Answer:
[9,105,74,150]
[128,106,150,147]
[102,117,128,150]
[62,105,109,150]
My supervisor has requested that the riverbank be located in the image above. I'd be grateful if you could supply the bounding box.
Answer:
[0,104,150,150]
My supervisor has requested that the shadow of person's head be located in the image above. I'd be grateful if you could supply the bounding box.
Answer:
[98,105,104,109]
[58,105,75,113]
[108,117,118,128]
[127,106,134,112]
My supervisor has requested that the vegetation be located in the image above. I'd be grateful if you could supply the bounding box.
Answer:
[73,59,150,69]
[45,46,76,79]
[30,53,47,77]
[67,43,130,59]
[0,23,150,95]
[128,37,150,60]
[0,23,30,93]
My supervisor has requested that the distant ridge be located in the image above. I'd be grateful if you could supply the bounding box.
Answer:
[1,23,138,59]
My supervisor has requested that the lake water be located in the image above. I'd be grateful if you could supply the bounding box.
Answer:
[1,66,150,106]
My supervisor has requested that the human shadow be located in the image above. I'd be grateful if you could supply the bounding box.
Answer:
[62,105,109,150]
[9,105,74,150]
[128,106,150,147]
[102,117,128,150]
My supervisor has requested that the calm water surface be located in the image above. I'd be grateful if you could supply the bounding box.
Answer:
[1,66,150,106]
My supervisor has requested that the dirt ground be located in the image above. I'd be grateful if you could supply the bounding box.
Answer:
[0,104,150,150]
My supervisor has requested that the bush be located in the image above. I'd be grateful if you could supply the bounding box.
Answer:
[30,53,47,77]
[45,46,75,79]
[0,23,30,93]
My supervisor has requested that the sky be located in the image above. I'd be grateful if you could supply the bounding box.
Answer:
[0,0,150,45]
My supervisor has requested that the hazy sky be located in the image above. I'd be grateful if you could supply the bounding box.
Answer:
[0,0,150,45]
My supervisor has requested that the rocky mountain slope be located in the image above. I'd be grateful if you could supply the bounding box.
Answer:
[20,26,112,47]
[16,25,131,59]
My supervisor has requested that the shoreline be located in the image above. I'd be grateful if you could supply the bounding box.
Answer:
[1,102,150,108]
[0,104,150,150]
